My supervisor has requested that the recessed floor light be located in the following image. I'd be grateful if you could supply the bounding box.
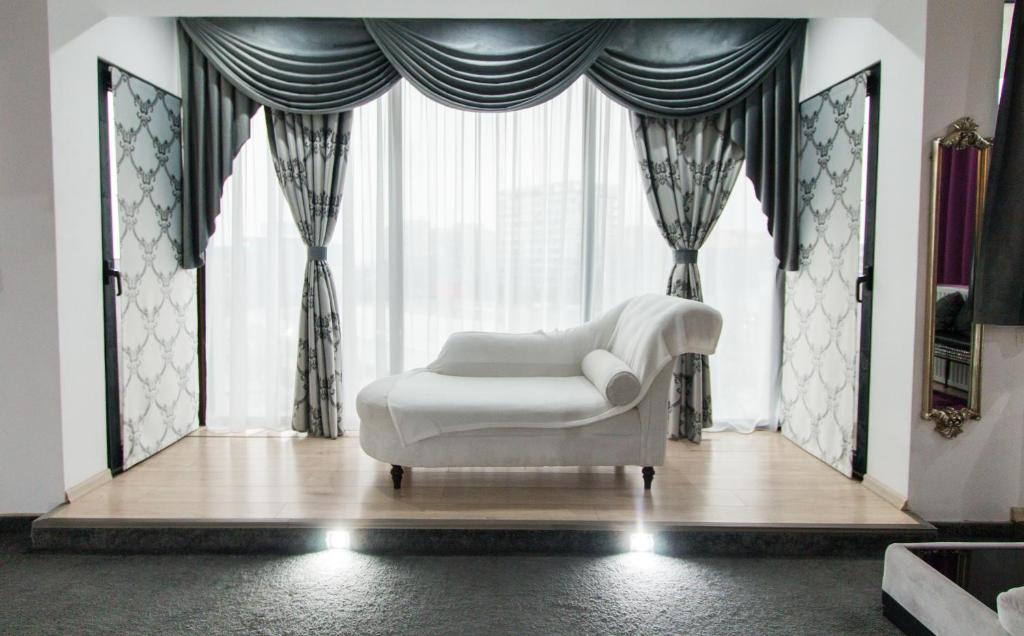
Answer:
[325,529,351,550]
[629,532,654,553]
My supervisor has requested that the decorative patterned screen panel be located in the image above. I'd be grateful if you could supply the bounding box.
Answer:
[112,69,198,468]
[780,72,868,477]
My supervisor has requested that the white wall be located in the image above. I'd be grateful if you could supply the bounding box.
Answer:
[87,0,884,19]
[47,3,180,492]
[804,0,1022,522]
[802,9,927,502]
[4,0,1018,519]
[0,0,66,513]
[913,327,1024,520]
[908,0,1023,522]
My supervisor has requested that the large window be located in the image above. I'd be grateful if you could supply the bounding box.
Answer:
[400,78,587,366]
[206,79,779,433]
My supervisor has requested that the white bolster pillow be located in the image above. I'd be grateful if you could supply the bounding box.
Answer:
[581,349,641,406]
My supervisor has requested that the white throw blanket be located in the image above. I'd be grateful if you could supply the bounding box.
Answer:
[382,295,722,445]
[386,373,610,444]
[1000,586,1024,636]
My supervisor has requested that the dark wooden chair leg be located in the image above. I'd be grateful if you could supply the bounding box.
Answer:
[642,466,655,490]
[390,465,404,490]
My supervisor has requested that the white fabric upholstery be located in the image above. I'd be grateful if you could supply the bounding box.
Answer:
[883,543,1024,636]
[999,586,1024,636]
[356,294,721,468]
[386,373,609,444]
[605,293,720,384]
[359,364,674,467]
[581,349,640,406]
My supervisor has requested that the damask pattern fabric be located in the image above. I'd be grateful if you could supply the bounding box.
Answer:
[266,109,353,438]
[177,18,804,272]
[781,73,867,477]
[111,69,199,468]
[633,112,745,441]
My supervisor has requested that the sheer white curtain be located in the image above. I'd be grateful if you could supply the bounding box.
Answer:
[587,82,672,316]
[401,81,586,368]
[339,92,398,431]
[205,108,303,432]
[693,178,782,432]
[207,79,779,433]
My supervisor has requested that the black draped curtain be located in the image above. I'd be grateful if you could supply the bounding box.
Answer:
[977,0,1024,325]
[178,30,260,269]
[365,19,619,111]
[177,17,805,270]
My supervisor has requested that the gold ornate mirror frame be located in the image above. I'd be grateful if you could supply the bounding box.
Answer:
[921,117,990,438]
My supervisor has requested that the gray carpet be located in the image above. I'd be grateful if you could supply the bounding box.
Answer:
[1,530,898,635]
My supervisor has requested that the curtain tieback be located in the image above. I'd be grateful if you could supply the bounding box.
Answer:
[307,246,328,261]
[674,248,698,265]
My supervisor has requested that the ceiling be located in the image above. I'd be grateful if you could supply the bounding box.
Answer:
[80,0,891,19]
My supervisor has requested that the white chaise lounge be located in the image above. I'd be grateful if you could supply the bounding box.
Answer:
[356,294,722,489]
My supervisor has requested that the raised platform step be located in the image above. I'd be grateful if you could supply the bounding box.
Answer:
[31,519,936,556]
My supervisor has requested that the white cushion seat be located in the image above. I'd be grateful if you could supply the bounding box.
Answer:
[355,373,402,422]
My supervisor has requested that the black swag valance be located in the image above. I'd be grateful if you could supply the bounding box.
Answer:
[179,17,805,270]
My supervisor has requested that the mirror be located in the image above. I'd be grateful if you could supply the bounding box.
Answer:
[922,117,990,438]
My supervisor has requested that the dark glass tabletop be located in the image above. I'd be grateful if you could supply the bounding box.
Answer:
[910,546,1024,610]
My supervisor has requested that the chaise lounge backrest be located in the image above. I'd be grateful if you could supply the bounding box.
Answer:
[428,294,722,391]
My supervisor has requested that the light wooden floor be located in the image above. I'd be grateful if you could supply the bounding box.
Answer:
[46,431,920,528]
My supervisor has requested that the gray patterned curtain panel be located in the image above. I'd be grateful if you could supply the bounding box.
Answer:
[265,109,352,438]
[633,112,745,442]
[977,0,1024,325]
[177,17,804,270]
[591,19,805,271]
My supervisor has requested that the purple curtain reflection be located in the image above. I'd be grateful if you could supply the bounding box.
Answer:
[936,148,979,286]
[933,390,967,409]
